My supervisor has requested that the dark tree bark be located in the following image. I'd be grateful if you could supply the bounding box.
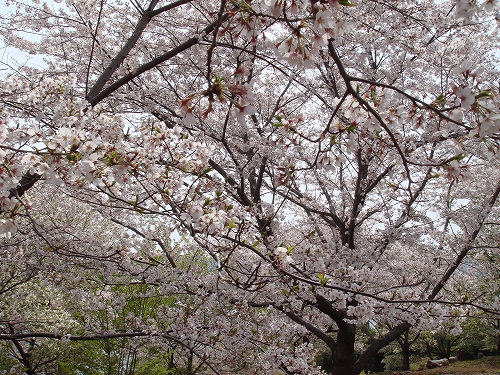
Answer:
[397,328,420,371]
[401,341,410,371]
[334,322,356,375]
[8,172,41,200]
[353,322,411,375]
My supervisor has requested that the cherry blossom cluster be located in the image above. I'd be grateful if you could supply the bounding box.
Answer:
[454,0,500,21]
[1,76,216,238]
[180,75,256,127]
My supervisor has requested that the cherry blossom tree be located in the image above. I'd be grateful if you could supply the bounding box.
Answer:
[0,186,264,374]
[1,0,500,374]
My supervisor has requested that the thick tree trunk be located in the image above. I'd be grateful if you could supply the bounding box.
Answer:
[397,328,419,371]
[314,296,410,375]
[426,342,433,360]
[398,329,411,371]
[333,322,356,375]
[401,344,410,371]
[353,322,411,375]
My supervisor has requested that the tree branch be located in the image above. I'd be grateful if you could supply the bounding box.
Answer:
[88,13,230,106]
[429,182,500,299]
[353,322,411,375]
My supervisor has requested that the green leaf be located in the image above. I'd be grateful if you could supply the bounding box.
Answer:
[202,167,214,174]
[316,271,331,287]
[339,0,356,6]
[345,124,357,132]
[103,150,119,166]
[475,90,493,99]
[432,93,446,106]
[66,152,82,162]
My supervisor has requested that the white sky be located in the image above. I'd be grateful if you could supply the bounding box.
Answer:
[0,2,50,75]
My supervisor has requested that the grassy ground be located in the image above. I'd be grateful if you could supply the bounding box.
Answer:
[385,356,500,375]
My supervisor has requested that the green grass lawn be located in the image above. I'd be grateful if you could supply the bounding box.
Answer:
[385,356,500,375]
